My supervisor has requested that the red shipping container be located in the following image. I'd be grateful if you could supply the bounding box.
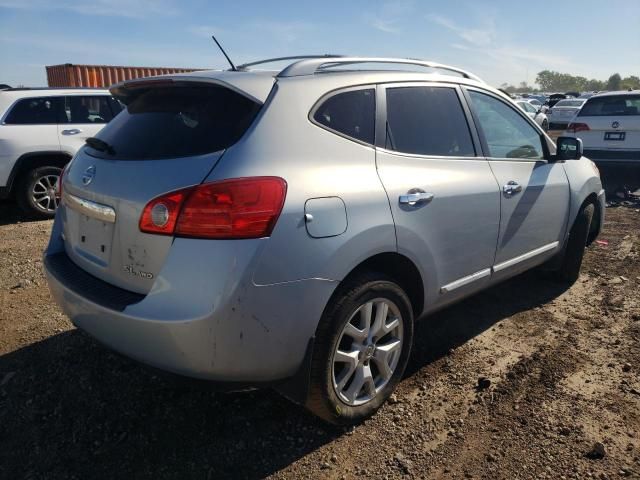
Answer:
[46,64,203,88]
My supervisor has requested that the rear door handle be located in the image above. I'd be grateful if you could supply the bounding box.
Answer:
[503,181,523,196]
[61,129,83,135]
[399,191,435,206]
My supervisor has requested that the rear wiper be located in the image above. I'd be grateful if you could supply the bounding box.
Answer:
[86,137,115,155]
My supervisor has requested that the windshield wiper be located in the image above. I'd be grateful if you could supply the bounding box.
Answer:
[86,137,115,155]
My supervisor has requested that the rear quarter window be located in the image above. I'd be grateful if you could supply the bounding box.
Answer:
[89,85,261,160]
[579,95,640,116]
[312,89,376,144]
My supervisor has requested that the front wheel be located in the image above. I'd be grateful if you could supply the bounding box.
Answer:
[305,272,414,425]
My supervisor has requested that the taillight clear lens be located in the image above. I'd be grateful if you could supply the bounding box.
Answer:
[139,177,287,239]
[139,189,190,235]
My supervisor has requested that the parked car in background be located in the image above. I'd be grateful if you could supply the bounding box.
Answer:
[566,90,640,164]
[547,93,567,108]
[44,56,604,425]
[516,99,549,130]
[0,88,122,217]
[547,99,586,130]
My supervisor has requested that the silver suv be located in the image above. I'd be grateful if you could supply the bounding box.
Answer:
[44,57,605,425]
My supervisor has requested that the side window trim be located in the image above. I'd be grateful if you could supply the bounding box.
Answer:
[377,81,483,159]
[462,86,551,162]
[308,84,377,147]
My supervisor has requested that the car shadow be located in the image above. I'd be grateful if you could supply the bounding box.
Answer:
[0,200,43,226]
[0,269,571,479]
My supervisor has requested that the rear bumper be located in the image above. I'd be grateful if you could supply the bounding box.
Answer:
[44,237,337,383]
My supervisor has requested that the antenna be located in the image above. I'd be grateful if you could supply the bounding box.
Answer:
[211,34,237,72]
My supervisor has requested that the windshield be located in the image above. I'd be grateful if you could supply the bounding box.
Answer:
[88,85,261,159]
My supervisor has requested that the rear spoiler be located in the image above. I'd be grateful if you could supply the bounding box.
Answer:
[110,75,270,105]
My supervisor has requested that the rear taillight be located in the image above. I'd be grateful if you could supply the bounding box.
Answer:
[567,122,590,133]
[139,177,287,239]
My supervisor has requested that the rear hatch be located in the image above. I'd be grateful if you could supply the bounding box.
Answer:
[570,94,640,154]
[60,78,266,294]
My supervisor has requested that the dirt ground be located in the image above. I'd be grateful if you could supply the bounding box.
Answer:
[1,171,639,479]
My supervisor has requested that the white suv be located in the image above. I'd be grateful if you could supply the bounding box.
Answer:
[0,88,122,217]
[566,90,640,164]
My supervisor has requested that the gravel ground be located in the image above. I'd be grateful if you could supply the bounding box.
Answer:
[1,190,639,479]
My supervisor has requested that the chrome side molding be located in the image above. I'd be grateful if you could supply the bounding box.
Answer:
[492,241,559,273]
[440,268,491,294]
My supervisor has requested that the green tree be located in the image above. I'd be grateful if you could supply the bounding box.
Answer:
[606,73,622,91]
[621,75,640,90]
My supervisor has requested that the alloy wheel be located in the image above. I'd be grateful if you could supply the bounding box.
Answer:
[332,298,404,406]
[31,174,60,213]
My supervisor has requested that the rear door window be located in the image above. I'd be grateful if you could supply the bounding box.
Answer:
[385,86,475,157]
[313,89,375,144]
[468,90,544,159]
[4,97,62,124]
[89,85,261,159]
[62,96,117,124]
[579,95,640,116]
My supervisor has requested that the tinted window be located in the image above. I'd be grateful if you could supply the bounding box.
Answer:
[555,100,583,107]
[4,97,61,124]
[385,86,475,157]
[313,89,375,144]
[89,86,261,160]
[62,96,116,124]
[579,95,640,116]
[469,91,544,159]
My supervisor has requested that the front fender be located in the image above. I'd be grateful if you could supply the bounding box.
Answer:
[562,157,604,239]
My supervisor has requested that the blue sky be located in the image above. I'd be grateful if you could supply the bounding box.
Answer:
[1,0,638,87]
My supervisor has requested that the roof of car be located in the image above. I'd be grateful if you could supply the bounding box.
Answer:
[591,90,640,98]
[0,87,110,99]
[113,56,494,105]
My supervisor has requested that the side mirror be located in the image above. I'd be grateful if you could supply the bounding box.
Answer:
[556,136,583,160]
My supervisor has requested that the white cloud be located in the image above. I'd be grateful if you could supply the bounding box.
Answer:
[247,20,315,43]
[426,13,495,47]
[364,0,413,34]
[0,0,178,18]
[428,13,574,84]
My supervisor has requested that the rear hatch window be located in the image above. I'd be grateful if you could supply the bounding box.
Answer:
[579,95,640,117]
[87,85,261,160]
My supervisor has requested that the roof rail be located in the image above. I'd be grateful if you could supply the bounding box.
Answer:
[236,54,344,71]
[277,57,483,82]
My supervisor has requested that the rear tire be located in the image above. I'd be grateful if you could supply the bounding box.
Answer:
[554,203,594,284]
[16,166,62,219]
[305,272,414,425]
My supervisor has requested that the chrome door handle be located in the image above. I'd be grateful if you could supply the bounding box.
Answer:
[399,191,435,206]
[61,129,83,135]
[503,181,523,196]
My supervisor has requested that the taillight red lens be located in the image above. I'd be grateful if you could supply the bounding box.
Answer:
[139,177,287,239]
[567,122,590,133]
